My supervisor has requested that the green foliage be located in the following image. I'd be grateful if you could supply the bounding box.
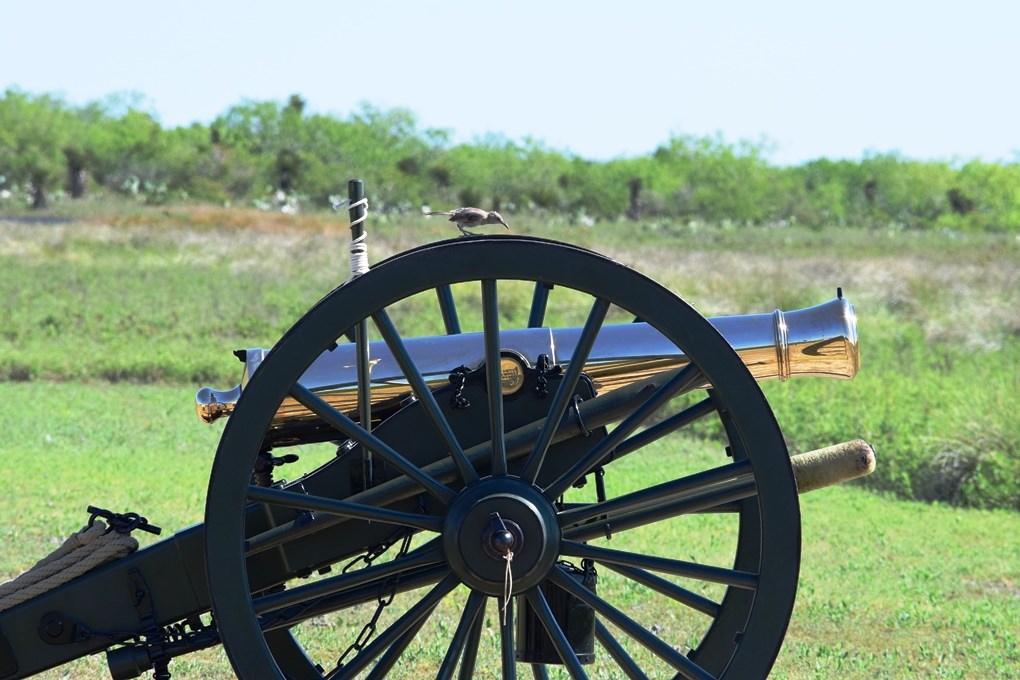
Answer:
[0,89,75,207]
[2,89,1019,234]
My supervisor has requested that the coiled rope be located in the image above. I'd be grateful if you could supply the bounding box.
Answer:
[0,521,138,612]
[332,196,370,279]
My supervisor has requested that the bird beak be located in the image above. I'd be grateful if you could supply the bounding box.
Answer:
[501,221,510,230]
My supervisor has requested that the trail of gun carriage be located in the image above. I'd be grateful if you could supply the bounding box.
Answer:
[0,175,1016,679]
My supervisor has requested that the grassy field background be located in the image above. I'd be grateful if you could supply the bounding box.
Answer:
[1,204,1018,677]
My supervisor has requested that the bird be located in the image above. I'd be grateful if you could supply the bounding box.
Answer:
[425,207,510,236]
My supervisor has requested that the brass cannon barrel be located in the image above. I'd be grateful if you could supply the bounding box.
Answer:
[196,297,858,426]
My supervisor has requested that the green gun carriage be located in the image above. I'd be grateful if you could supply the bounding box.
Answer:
[0,182,874,679]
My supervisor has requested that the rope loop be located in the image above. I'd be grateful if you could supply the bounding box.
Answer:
[348,231,369,279]
[333,197,371,280]
[0,520,139,612]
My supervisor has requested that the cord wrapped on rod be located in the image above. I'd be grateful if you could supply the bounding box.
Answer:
[346,198,369,278]
[332,194,370,280]
[332,197,369,280]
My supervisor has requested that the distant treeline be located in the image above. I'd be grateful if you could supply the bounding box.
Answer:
[2,89,1018,231]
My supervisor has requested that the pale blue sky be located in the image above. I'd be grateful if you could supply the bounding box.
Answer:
[2,0,1018,165]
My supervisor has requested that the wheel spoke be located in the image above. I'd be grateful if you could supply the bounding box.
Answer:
[601,562,721,617]
[558,460,753,528]
[245,484,443,532]
[544,363,706,499]
[436,284,462,334]
[259,564,449,634]
[500,593,517,679]
[561,541,757,590]
[523,587,591,679]
[245,372,705,559]
[373,309,479,484]
[527,282,553,328]
[610,397,717,460]
[458,598,485,680]
[260,629,321,679]
[325,573,459,679]
[364,614,430,680]
[437,591,487,680]
[289,382,456,505]
[253,539,444,616]
[242,382,631,558]
[521,297,611,484]
[563,475,758,542]
[531,664,551,679]
[482,279,509,476]
[594,620,645,680]
[548,569,716,680]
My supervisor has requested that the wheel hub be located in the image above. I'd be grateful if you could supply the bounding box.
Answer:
[443,478,561,596]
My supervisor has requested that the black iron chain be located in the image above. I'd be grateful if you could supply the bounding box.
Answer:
[449,366,472,409]
[334,495,425,670]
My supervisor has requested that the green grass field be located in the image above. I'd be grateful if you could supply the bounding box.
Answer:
[1,205,1018,677]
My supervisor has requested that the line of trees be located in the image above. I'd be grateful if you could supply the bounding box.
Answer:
[2,88,1018,232]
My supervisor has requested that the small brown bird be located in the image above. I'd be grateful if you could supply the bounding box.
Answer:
[425,207,510,236]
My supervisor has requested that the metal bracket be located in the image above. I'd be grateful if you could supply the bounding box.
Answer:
[127,569,156,631]
[88,506,162,536]
[37,612,91,645]
[127,568,173,678]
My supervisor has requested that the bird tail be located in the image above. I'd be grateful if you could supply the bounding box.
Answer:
[424,211,452,217]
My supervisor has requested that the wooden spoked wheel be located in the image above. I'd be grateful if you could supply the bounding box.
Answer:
[204,236,800,679]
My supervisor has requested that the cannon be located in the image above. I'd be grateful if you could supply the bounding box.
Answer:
[0,182,875,679]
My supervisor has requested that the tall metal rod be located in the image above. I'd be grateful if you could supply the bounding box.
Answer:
[347,178,374,489]
[482,279,508,476]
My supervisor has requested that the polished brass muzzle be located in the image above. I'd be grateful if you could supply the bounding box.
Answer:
[196,297,858,426]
